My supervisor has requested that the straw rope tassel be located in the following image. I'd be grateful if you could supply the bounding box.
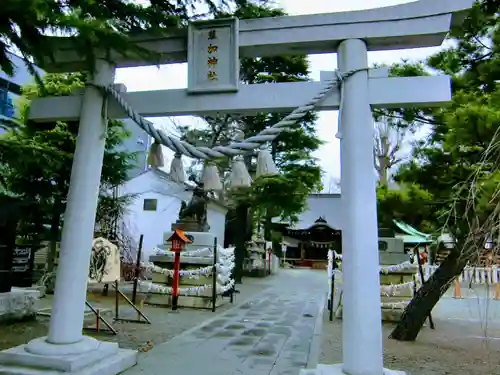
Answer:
[147,141,164,168]
[170,153,185,182]
[202,162,223,191]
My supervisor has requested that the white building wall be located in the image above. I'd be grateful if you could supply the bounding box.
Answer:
[119,170,227,259]
[206,202,227,248]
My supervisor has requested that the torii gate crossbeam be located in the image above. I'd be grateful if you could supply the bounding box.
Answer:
[28,73,450,121]
[42,0,471,72]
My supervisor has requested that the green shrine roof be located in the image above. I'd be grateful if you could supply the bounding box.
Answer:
[393,220,432,244]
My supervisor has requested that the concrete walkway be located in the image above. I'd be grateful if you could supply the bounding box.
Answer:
[124,269,327,375]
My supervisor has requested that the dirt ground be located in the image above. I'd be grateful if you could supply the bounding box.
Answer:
[0,276,271,352]
[320,296,500,375]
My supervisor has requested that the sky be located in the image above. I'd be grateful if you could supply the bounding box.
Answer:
[114,0,444,189]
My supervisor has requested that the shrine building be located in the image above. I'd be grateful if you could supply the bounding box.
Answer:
[272,194,342,268]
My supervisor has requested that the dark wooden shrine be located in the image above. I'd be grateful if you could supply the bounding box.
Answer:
[276,217,341,267]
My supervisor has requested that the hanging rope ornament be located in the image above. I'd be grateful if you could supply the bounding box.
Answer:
[147,141,164,168]
[202,162,223,191]
[228,130,252,188]
[229,156,252,188]
[169,153,185,182]
[256,147,278,177]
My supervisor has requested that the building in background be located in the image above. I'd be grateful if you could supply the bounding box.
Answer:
[272,193,343,268]
[0,53,43,132]
[119,119,152,179]
[118,168,228,258]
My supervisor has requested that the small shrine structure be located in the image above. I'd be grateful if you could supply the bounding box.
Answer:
[275,217,341,268]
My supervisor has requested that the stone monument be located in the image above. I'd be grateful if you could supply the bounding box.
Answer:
[172,182,210,232]
[378,237,407,265]
[244,233,267,277]
[148,182,220,308]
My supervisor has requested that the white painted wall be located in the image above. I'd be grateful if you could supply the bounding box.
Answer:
[206,202,227,248]
[119,169,228,259]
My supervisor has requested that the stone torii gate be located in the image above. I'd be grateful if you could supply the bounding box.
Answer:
[0,1,472,375]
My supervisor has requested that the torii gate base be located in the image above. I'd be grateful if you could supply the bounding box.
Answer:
[0,2,472,375]
[301,365,405,375]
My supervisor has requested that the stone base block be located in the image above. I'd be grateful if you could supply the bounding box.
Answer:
[149,255,213,266]
[381,308,404,322]
[300,363,406,375]
[243,268,267,277]
[162,231,214,249]
[0,338,137,375]
[171,222,209,233]
[16,286,47,299]
[0,289,40,324]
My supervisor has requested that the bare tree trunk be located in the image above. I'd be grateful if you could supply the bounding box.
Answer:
[378,156,389,187]
[264,212,272,241]
[374,116,404,186]
[390,252,467,341]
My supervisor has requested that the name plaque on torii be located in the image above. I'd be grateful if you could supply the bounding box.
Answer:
[187,18,239,94]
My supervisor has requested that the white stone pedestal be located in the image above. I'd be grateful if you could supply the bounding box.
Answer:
[0,337,137,375]
[300,364,406,375]
[161,231,216,252]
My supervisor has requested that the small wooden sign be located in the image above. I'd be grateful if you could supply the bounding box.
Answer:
[187,18,239,94]
[11,247,32,272]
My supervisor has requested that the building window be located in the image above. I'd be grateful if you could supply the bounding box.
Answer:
[0,88,14,118]
[143,199,158,211]
[378,241,388,251]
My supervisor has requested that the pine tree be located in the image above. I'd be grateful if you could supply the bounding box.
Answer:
[1,0,253,79]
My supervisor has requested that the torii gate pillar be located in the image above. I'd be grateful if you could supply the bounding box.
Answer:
[338,39,384,375]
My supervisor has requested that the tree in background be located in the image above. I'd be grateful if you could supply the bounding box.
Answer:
[376,184,434,232]
[1,0,254,80]
[373,115,409,187]
[177,3,322,282]
[0,72,137,276]
[378,1,500,341]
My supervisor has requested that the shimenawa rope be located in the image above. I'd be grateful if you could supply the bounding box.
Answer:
[90,68,368,160]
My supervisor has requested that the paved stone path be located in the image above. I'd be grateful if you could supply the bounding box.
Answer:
[124,269,327,375]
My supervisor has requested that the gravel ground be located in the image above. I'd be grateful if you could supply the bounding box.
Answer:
[0,276,273,352]
[320,292,500,375]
